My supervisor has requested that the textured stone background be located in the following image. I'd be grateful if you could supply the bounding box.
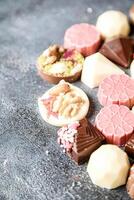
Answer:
[0,0,133,199]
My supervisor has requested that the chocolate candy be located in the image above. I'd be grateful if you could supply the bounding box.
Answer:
[81,52,124,89]
[127,165,134,200]
[87,145,130,189]
[38,81,90,126]
[96,11,130,39]
[64,23,101,56]
[98,74,134,108]
[99,37,133,68]
[37,45,84,84]
[57,118,105,165]
[96,104,134,146]
[125,134,134,158]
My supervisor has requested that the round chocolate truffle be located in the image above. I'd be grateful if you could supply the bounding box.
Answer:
[87,144,130,189]
[96,10,130,39]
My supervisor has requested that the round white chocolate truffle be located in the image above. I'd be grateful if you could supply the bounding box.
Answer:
[96,10,130,39]
[87,144,130,189]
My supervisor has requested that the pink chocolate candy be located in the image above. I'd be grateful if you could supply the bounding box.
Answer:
[64,23,101,57]
[95,104,134,146]
[98,74,134,108]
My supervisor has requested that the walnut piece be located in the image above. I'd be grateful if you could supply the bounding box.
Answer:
[52,95,64,113]
[49,83,70,96]
[41,45,65,67]
[48,45,65,60]
[55,90,83,117]
[44,56,57,65]
[49,45,59,57]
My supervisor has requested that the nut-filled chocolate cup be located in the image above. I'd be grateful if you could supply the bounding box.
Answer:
[37,45,84,84]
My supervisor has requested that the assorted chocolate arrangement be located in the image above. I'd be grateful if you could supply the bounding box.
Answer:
[37,5,134,200]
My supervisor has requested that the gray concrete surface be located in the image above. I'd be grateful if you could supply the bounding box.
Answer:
[0,0,133,199]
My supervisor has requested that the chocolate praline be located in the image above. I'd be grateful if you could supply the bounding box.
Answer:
[37,45,84,84]
[57,118,105,165]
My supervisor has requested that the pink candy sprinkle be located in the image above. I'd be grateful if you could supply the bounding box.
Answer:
[57,122,80,152]
[41,97,58,118]
[63,49,75,59]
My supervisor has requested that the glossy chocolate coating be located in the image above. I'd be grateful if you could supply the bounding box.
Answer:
[68,118,105,165]
[99,37,133,68]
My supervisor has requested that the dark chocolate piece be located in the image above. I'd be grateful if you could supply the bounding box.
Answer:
[125,134,134,158]
[99,37,133,68]
[127,164,134,200]
[57,118,105,165]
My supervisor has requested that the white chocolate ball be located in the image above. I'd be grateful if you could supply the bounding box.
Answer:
[87,144,130,189]
[96,10,130,39]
